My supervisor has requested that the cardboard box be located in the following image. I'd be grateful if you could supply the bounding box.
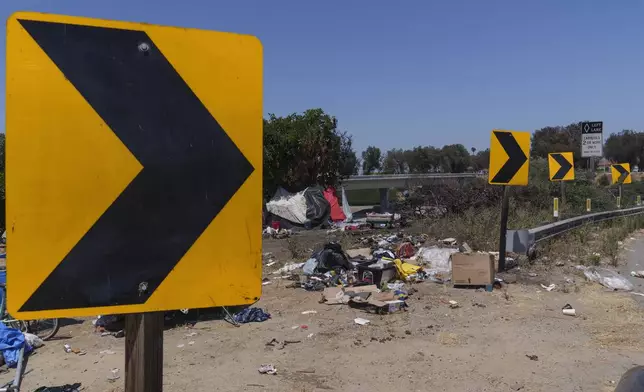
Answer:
[451,252,495,285]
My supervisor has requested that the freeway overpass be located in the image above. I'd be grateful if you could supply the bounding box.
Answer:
[340,173,485,209]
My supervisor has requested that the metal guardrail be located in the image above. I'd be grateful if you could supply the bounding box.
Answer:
[507,206,644,255]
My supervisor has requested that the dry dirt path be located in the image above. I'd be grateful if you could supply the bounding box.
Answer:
[6,275,644,392]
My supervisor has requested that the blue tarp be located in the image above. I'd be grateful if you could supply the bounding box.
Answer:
[0,322,30,367]
[233,307,271,324]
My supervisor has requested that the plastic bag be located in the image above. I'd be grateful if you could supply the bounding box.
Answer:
[23,332,44,349]
[414,247,459,271]
[576,266,634,291]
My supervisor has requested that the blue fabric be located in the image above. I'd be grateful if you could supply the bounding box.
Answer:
[0,322,30,367]
[233,307,271,323]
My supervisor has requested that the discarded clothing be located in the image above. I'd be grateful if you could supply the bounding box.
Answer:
[233,307,271,323]
[0,322,31,368]
[393,259,422,281]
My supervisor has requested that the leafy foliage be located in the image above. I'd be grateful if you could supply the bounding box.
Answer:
[361,146,382,175]
[263,109,358,198]
[604,130,644,166]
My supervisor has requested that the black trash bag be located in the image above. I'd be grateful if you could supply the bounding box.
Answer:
[615,366,644,392]
[314,242,352,272]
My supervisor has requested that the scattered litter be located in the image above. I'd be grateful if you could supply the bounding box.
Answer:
[23,333,44,349]
[555,261,565,267]
[632,292,644,297]
[631,271,644,279]
[576,266,634,291]
[301,310,317,315]
[528,273,538,277]
[233,307,271,323]
[459,242,473,253]
[185,332,197,337]
[354,318,370,325]
[273,262,305,275]
[258,364,277,375]
[300,325,308,330]
[63,344,72,353]
[526,354,539,361]
[540,284,556,292]
[262,280,272,286]
[291,325,299,330]
[265,261,276,267]
[188,341,195,345]
[442,238,457,246]
[386,282,405,291]
[562,304,576,316]
[448,300,460,309]
[107,368,120,382]
[177,344,185,348]
[100,350,115,355]
[307,333,314,338]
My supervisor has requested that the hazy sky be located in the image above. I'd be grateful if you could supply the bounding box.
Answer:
[1,0,643,153]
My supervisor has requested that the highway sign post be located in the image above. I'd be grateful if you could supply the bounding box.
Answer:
[581,121,603,171]
[611,163,631,210]
[548,153,575,181]
[7,12,263,391]
[488,130,531,271]
[548,152,574,217]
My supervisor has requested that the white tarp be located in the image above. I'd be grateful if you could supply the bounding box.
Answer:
[266,187,309,225]
[341,186,353,222]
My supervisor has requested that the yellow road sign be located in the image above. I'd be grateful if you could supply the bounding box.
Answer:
[488,130,531,185]
[611,163,632,184]
[6,12,263,319]
[548,152,575,181]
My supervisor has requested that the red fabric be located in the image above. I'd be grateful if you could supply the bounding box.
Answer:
[323,187,346,222]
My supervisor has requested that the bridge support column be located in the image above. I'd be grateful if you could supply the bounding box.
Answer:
[379,188,390,211]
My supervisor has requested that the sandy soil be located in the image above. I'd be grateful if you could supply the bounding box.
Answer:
[6,233,644,392]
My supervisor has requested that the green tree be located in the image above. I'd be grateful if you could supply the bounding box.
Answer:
[440,144,471,172]
[406,146,441,173]
[361,146,382,175]
[382,148,407,174]
[471,148,490,170]
[531,123,583,167]
[604,130,643,166]
[263,109,357,197]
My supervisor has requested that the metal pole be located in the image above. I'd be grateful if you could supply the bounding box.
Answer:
[498,186,510,272]
[619,185,623,209]
[125,312,164,392]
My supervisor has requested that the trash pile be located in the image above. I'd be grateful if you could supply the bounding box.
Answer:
[262,226,292,239]
[271,237,465,296]
[321,284,409,314]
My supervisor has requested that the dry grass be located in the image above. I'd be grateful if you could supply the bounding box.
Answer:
[578,285,644,351]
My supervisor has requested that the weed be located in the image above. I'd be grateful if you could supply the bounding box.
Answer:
[286,237,304,259]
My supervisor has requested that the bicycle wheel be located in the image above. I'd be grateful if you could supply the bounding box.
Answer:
[27,318,60,341]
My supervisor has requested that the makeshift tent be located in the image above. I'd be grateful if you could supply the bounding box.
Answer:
[323,187,346,222]
[266,186,330,228]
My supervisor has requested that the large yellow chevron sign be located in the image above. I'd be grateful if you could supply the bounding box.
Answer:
[6,12,263,319]
[488,130,531,186]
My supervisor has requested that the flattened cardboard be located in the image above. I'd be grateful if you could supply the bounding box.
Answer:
[451,252,495,285]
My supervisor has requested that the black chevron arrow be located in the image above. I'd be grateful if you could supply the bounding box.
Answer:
[614,164,630,183]
[550,153,573,180]
[18,20,254,311]
[491,131,527,183]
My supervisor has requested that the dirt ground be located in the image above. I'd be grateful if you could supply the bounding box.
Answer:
[7,231,644,392]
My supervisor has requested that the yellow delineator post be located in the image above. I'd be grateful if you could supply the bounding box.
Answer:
[638,195,641,206]
[586,198,591,212]
[617,196,622,209]
[553,198,559,218]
